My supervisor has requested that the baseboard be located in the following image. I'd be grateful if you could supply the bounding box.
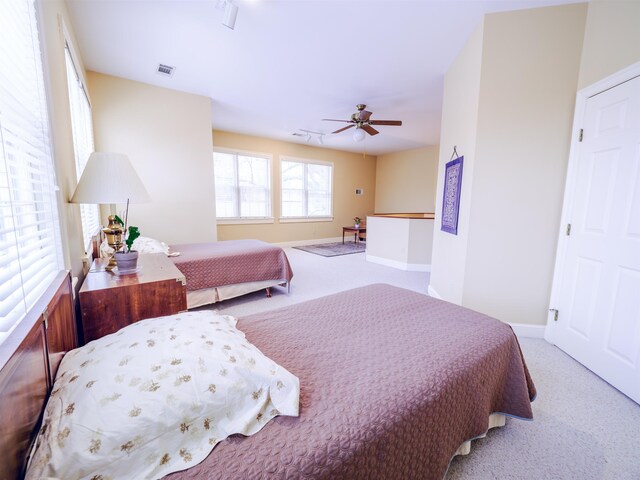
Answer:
[275,237,344,247]
[508,323,546,339]
[366,254,430,272]
[426,287,546,338]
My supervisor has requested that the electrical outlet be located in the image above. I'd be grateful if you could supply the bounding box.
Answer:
[355,188,364,195]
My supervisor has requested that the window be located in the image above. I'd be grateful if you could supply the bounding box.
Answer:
[281,158,333,219]
[0,0,63,343]
[213,150,271,220]
[65,43,100,250]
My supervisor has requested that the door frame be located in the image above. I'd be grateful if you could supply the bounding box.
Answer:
[545,61,640,345]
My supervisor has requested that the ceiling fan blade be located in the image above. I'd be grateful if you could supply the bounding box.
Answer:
[332,125,355,134]
[369,120,402,126]
[362,124,379,136]
[358,110,372,122]
[323,119,352,123]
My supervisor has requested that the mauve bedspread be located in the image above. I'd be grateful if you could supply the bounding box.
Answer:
[169,239,293,291]
[167,284,536,480]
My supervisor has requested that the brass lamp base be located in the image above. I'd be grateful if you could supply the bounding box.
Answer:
[102,215,123,270]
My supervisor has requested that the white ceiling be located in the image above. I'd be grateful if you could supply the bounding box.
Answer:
[66,0,582,155]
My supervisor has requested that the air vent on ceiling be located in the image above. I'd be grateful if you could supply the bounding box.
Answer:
[156,64,175,76]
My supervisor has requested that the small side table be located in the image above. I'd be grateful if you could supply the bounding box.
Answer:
[79,253,187,344]
[342,226,366,244]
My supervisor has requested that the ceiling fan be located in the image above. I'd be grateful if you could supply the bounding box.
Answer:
[323,104,402,141]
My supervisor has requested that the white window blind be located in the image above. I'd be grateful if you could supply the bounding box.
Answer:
[281,158,332,218]
[0,0,63,342]
[65,44,99,250]
[213,150,271,219]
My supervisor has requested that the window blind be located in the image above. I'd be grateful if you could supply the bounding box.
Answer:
[0,0,63,342]
[65,44,99,250]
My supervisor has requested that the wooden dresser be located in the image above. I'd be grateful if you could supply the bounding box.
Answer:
[79,253,187,344]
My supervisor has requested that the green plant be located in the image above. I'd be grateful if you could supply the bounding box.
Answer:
[353,216,361,224]
[114,215,140,253]
[125,226,140,252]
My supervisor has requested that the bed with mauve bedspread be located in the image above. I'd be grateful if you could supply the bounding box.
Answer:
[168,283,536,480]
[169,239,294,307]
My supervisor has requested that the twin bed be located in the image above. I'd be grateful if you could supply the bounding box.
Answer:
[1,270,536,480]
[169,239,293,308]
[96,237,294,308]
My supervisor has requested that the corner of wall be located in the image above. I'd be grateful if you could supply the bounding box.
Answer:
[429,21,485,306]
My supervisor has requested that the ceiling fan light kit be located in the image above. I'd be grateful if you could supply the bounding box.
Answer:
[323,104,402,142]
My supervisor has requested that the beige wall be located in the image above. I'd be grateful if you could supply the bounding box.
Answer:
[463,4,587,326]
[375,146,439,213]
[578,0,640,89]
[213,130,376,243]
[430,23,485,304]
[38,0,88,279]
[88,73,216,244]
[366,217,411,263]
[431,3,587,325]
[366,216,433,268]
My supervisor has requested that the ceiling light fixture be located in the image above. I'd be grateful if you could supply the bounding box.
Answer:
[293,129,326,145]
[222,0,238,29]
[353,127,366,142]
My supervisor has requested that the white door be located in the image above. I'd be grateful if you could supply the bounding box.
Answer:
[548,74,640,404]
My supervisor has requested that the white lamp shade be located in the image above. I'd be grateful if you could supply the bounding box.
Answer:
[353,128,366,142]
[70,152,151,204]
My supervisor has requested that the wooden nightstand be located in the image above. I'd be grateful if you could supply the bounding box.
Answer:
[79,253,187,344]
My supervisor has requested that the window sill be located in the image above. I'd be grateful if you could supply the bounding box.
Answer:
[217,217,275,225]
[279,217,334,223]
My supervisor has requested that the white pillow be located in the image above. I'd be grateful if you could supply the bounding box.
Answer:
[100,236,170,257]
[133,236,170,255]
[26,311,299,480]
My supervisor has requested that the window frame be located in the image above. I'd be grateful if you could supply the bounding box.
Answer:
[64,38,100,252]
[279,155,334,222]
[213,147,273,224]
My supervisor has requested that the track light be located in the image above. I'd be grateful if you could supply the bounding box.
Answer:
[222,1,238,29]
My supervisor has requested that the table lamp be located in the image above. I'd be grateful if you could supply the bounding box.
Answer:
[70,152,150,269]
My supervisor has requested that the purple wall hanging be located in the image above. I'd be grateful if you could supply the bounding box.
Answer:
[441,156,463,235]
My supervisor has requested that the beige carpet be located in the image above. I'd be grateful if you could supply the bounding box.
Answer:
[199,246,640,479]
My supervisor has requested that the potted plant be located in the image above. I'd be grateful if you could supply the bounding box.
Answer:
[354,216,361,228]
[114,215,141,273]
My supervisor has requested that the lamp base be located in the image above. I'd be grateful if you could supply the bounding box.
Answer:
[102,215,124,271]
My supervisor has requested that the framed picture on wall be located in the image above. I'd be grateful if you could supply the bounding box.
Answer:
[441,156,464,235]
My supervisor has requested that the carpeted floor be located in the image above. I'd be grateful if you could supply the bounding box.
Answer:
[200,246,640,479]
[293,241,366,256]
